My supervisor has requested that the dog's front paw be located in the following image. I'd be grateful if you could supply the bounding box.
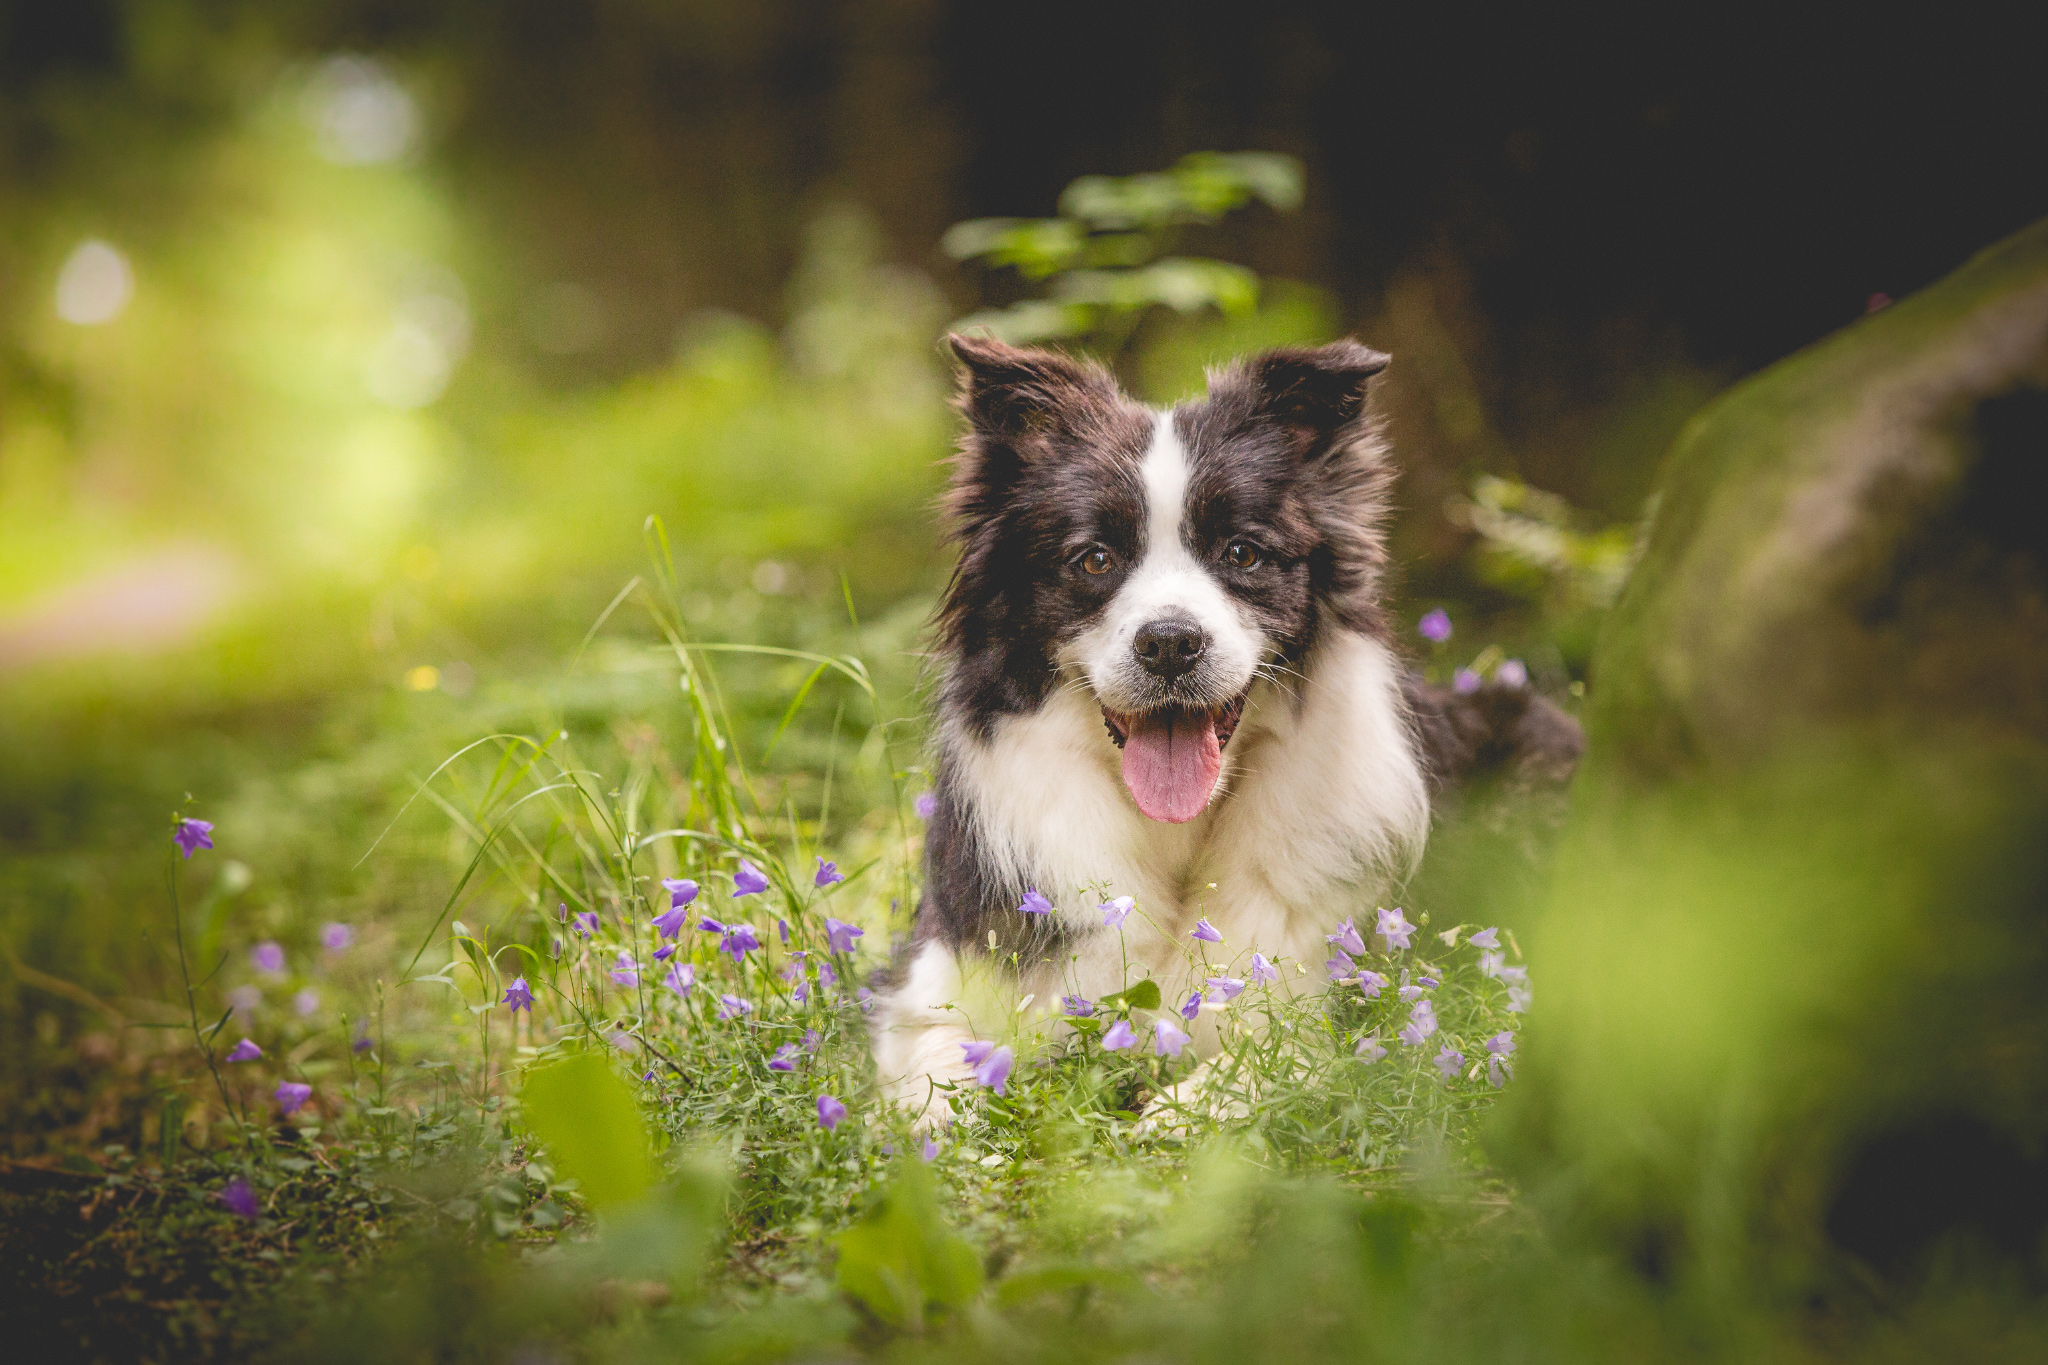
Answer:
[1131,1063,1248,1138]
[874,1023,980,1132]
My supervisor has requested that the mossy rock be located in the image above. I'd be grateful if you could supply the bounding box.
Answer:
[1502,218,2048,1314]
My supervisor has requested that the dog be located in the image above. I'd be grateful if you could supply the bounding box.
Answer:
[871,334,1583,1123]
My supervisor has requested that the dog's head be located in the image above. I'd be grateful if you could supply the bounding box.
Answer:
[937,334,1395,822]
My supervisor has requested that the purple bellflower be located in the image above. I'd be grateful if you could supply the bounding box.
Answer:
[274,1081,313,1116]
[1327,917,1367,957]
[1375,907,1416,952]
[1101,1019,1138,1051]
[768,1044,799,1072]
[251,942,285,975]
[732,860,769,896]
[1191,918,1223,943]
[651,904,691,938]
[961,1040,995,1067]
[1453,668,1481,694]
[662,877,700,908]
[1063,994,1094,1017]
[174,818,214,858]
[1100,895,1134,927]
[1356,969,1388,999]
[818,962,839,987]
[218,1177,260,1220]
[720,924,761,961]
[803,1029,820,1051]
[914,791,937,820]
[717,994,752,1020]
[320,922,354,951]
[1399,983,1429,1002]
[1468,927,1500,950]
[1508,985,1533,1013]
[1486,1030,1516,1057]
[502,977,534,1012]
[1326,951,1356,980]
[294,990,319,1018]
[1205,976,1245,1003]
[814,858,843,888]
[921,1136,941,1162]
[857,986,876,1013]
[778,918,790,944]
[1154,1019,1191,1058]
[1019,888,1053,915]
[1180,991,1203,1022]
[1434,1045,1465,1080]
[816,1094,848,1130]
[571,911,600,938]
[825,917,864,954]
[1418,608,1453,642]
[665,963,694,998]
[1249,953,1279,985]
[653,944,676,961]
[1356,1031,1388,1063]
[610,954,639,988]
[974,1044,1015,1095]
[1398,999,1439,1046]
[225,1038,263,1062]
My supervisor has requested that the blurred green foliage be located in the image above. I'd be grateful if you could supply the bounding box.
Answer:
[521,1051,656,1212]
[945,151,1303,366]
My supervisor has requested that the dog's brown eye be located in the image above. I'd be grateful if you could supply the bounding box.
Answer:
[1081,549,1114,575]
[1225,541,1261,569]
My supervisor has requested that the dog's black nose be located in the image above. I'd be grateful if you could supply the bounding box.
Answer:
[1133,618,1208,680]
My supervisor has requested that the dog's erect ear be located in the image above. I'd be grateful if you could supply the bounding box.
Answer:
[946,333,1121,444]
[1238,340,1391,456]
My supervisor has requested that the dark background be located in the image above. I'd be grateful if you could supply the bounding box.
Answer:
[9,2,2040,376]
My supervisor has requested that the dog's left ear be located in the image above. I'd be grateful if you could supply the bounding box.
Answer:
[1239,340,1391,457]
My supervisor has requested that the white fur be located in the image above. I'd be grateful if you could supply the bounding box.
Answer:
[872,403,1432,1119]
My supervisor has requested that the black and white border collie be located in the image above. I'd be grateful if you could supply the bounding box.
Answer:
[873,334,1580,1121]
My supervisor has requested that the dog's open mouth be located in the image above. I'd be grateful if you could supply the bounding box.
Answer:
[1101,693,1247,824]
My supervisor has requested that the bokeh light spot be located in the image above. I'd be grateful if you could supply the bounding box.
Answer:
[303,55,417,165]
[55,240,134,325]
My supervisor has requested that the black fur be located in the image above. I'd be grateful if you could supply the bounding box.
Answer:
[1402,676,1586,791]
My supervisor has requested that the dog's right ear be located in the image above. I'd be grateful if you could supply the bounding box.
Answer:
[946,333,1120,445]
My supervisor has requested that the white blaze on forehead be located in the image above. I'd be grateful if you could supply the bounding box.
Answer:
[1068,412,1264,708]
[1140,411,1192,566]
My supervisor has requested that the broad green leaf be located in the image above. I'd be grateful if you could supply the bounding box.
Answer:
[835,1160,983,1330]
[520,1051,655,1212]
[1120,979,1162,1012]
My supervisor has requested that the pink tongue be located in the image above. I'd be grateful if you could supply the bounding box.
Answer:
[1120,708,1222,823]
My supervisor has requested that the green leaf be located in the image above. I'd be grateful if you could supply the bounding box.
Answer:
[835,1160,983,1331]
[199,1004,235,1043]
[520,1051,656,1212]
[158,1095,186,1166]
[1119,979,1162,1012]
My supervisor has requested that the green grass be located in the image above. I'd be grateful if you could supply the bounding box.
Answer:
[1,528,1566,1362]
